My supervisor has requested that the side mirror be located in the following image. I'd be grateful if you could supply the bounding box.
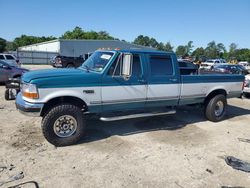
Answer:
[121,53,133,80]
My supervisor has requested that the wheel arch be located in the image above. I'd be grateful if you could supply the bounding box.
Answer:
[41,96,88,117]
[204,89,227,105]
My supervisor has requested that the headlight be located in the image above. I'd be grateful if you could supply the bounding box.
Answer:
[21,82,39,99]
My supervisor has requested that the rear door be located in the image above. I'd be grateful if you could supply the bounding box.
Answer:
[145,53,180,108]
[101,53,147,112]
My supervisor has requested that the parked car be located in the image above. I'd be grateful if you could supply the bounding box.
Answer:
[0,60,28,83]
[51,55,85,68]
[200,59,227,70]
[178,60,198,75]
[238,61,249,67]
[211,64,249,75]
[16,49,245,146]
[0,53,21,67]
[243,74,250,98]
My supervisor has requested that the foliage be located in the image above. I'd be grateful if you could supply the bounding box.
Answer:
[61,26,114,40]
[133,35,174,51]
[0,38,7,53]
[175,41,193,58]
[1,27,250,62]
[175,45,187,57]
[192,47,205,61]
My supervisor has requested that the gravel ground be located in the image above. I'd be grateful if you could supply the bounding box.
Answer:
[0,65,250,188]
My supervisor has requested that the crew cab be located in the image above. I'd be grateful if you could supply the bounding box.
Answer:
[16,49,244,146]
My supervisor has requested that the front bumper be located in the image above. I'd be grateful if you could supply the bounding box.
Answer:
[15,93,44,117]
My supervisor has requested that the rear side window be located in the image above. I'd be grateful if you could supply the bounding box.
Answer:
[149,55,173,76]
[178,61,187,67]
[5,55,15,60]
[0,55,4,59]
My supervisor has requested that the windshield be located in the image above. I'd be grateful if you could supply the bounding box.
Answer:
[81,51,114,72]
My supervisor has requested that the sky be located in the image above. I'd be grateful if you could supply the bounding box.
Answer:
[0,0,250,49]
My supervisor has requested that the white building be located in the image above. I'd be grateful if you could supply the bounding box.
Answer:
[18,39,154,64]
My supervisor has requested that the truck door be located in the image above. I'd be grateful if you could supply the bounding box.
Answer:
[101,53,147,112]
[145,54,180,108]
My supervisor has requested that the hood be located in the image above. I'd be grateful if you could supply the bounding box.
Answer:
[22,68,102,88]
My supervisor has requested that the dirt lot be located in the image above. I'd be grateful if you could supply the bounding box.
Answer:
[1,65,250,188]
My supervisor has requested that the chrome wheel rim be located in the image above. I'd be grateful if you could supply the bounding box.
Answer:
[215,101,224,117]
[53,115,77,138]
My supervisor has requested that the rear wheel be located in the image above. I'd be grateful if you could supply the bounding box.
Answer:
[42,104,86,146]
[205,94,227,122]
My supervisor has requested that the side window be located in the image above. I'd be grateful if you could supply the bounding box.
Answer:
[5,55,15,60]
[178,61,187,68]
[132,55,142,77]
[149,55,173,76]
[108,54,142,77]
[0,55,4,60]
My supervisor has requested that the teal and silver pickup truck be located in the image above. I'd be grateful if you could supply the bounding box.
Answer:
[16,49,244,146]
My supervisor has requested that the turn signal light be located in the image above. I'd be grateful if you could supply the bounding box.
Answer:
[23,92,39,99]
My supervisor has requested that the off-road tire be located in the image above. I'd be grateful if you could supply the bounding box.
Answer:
[42,104,86,146]
[205,94,227,122]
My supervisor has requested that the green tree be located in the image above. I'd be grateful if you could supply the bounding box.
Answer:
[217,43,226,58]
[205,41,218,58]
[164,42,174,52]
[0,38,7,52]
[186,41,194,55]
[13,35,56,50]
[234,49,250,62]
[61,26,114,40]
[133,35,152,47]
[176,45,188,57]
[228,43,238,60]
[192,47,205,61]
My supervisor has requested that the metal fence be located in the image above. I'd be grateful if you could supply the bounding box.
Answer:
[16,50,59,64]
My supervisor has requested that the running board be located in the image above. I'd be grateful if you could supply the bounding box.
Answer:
[100,110,176,122]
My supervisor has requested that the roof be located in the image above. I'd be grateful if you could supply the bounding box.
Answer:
[104,48,173,55]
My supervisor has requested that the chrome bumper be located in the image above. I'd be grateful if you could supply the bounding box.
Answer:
[15,93,44,117]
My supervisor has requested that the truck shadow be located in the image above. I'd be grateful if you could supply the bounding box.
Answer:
[78,104,250,144]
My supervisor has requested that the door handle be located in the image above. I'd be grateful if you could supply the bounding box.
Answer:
[138,79,147,84]
[169,78,177,82]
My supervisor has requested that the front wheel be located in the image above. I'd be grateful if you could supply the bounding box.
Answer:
[205,94,227,122]
[42,104,86,146]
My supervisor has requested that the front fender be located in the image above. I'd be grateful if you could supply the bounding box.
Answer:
[23,87,101,106]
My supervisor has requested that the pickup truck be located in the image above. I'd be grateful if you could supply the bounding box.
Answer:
[16,49,244,146]
[51,55,84,68]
